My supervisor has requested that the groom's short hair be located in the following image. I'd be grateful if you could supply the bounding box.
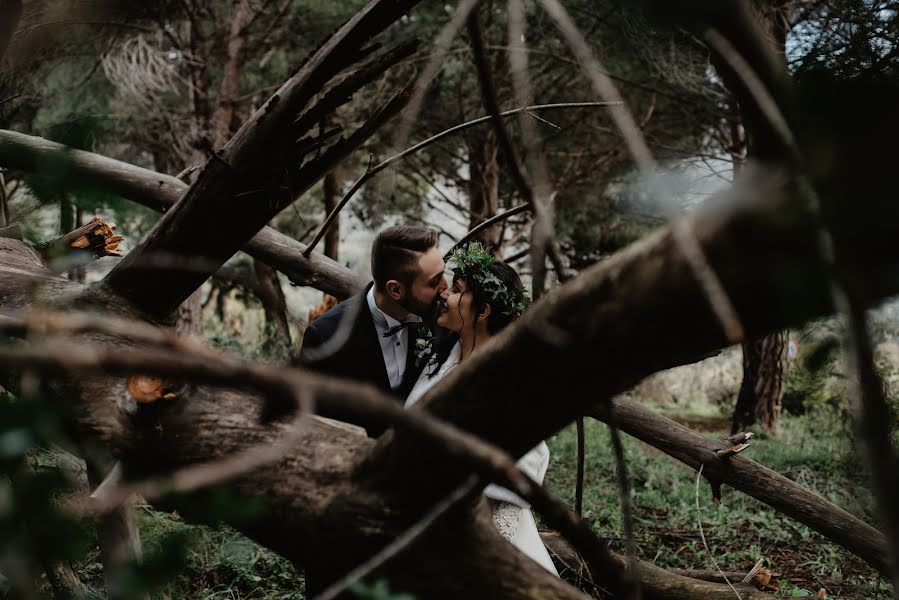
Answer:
[371,226,438,291]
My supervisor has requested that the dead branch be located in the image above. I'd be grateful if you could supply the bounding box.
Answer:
[445,203,529,257]
[696,7,899,584]
[289,39,420,144]
[382,166,897,575]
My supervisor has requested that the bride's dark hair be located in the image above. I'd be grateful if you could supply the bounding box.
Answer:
[426,259,525,377]
[470,261,526,334]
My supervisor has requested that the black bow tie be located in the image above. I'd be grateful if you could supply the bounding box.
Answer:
[382,321,417,338]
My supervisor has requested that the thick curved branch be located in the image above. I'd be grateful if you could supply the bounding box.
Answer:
[0,129,365,298]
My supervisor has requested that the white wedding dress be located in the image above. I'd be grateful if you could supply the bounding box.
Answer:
[406,342,559,576]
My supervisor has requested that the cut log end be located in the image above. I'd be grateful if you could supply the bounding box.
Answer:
[127,374,178,404]
[716,442,751,458]
[45,217,125,261]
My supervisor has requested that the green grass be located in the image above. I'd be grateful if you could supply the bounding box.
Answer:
[70,508,305,599]
[545,412,892,599]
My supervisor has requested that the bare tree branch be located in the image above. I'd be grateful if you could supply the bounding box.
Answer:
[445,203,529,257]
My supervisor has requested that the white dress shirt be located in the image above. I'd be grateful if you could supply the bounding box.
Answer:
[366,286,421,390]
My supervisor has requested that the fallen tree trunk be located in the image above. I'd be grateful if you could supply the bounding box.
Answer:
[0,129,365,298]
[591,397,889,574]
[0,234,781,600]
[542,532,776,600]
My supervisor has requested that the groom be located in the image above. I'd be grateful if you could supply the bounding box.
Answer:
[297,226,448,430]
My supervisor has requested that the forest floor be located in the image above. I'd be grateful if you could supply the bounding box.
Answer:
[60,403,892,599]
[545,403,893,600]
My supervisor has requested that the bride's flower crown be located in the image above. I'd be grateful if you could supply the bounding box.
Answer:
[448,242,531,319]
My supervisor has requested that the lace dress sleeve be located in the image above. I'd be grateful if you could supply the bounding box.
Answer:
[490,500,522,541]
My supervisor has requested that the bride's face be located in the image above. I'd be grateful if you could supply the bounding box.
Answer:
[437,278,477,333]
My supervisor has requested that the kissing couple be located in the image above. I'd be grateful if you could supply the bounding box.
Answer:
[298,225,558,576]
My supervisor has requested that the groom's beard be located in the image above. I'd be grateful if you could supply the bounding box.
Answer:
[400,293,439,321]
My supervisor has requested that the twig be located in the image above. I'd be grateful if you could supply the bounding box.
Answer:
[444,203,529,258]
[695,464,743,600]
[303,102,618,257]
[312,476,479,600]
[525,110,561,130]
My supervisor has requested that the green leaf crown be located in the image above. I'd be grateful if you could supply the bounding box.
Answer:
[448,242,531,319]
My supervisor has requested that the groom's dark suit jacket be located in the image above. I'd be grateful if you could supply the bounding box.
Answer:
[297,283,423,435]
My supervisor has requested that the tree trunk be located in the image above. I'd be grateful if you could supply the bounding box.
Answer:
[732,321,786,434]
[210,0,250,150]
[323,168,340,261]
[466,130,502,249]
[253,258,292,345]
[0,168,9,227]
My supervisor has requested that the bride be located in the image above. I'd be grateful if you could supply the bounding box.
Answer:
[405,242,559,576]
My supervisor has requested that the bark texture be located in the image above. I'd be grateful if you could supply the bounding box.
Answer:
[732,331,787,434]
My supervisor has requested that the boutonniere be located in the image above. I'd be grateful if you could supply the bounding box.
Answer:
[414,325,434,359]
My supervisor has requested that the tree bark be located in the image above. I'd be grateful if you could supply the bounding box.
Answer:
[0,168,9,227]
[253,258,292,345]
[210,0,250,150]
[732,331,786,434]
[323,168,340,261]
[466,130,502,248]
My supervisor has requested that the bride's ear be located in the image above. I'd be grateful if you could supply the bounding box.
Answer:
[477,304,492,321]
